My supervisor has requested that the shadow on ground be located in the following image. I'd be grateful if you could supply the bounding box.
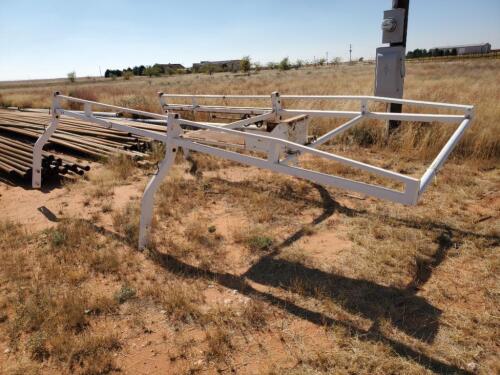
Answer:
[84,182,497,374]
[0,170,66,193]
[144,184,484,374]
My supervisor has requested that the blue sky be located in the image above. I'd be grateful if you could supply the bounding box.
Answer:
[1,0,499,81]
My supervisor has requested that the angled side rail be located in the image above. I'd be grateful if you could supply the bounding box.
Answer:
[33,92,473,249]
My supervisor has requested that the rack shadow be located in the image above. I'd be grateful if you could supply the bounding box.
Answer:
[82,180,491,374]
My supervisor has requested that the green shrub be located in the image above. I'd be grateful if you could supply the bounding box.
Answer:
[248,235,273,252]
[114,285,136,304]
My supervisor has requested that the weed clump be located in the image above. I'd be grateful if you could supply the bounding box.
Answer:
[248,235,273,252]
[114,284,136,304]
[112,202,141,246]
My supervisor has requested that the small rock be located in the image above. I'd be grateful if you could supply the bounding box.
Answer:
[4,348,10,354]
[160,310,167,314]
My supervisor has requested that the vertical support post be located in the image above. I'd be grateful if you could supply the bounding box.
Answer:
[32,92,61,188]
[267,141,281,163]
[387,0,410,133]
[360,98,368,114]
[158,92,167,113]
[138,113,181,249]
[84,102,92,117]
[271,92,282,122]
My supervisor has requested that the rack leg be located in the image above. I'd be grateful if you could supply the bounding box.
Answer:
[138,116,180,249]
[32,116,59,188]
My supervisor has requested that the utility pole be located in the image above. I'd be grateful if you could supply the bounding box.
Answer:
[387,0,409,133]
[349,44,352,63]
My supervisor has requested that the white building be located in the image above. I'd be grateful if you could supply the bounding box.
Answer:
[434,43,491,55]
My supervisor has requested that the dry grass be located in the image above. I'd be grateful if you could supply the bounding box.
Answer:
[0,219,125,374]
[0,59,498,374]
[1,59,498,160]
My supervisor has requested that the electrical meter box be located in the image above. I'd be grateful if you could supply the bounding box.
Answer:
[374,46,405,98]
[382,8,405,44]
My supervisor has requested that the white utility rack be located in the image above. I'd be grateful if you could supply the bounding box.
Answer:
[32,92,473,249]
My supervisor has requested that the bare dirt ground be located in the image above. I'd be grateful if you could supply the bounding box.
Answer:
[0,145,498,374]
[0,60,499,374]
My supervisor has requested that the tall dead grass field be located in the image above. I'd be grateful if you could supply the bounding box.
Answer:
[0,58,498,160]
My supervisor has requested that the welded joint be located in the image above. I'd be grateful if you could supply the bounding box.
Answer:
[465,106,474,119]
[404,178,420,205]
[360,99,368,115]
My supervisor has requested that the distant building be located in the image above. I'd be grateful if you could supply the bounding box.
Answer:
[433,43,491,55]
[157,63,185,73]
[192,60,242,72]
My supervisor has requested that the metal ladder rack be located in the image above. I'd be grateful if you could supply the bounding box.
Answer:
[32,92,474,249]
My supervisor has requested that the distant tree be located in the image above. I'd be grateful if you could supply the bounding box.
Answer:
[318,58,326,66]
[132,65,146,76]
[153,64,165,74]
[144,65,161,77]
[202,63,218,75]
[294,59,304,69]
[431,48,444,57]
[267,61,277,69]
[358,57,364,62]
[123,70,133,80]
[67,71,76,83]
[105,69,122,78]
[240,56,251,73]
[253,62,262,72]
[451,48,457,56]
[278,57,291,71]
[164,67,175,75]
[332,57,342,66]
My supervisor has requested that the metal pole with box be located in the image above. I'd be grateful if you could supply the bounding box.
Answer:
[375,0,410,134]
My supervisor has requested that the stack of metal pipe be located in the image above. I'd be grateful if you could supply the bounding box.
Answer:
[0,109,153,159]
[0,107,170,181]
[0,134,89,178]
